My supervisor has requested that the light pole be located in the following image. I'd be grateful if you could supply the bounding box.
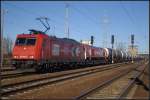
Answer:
[131,44,133,63]
[1,9,5,67]
[65,4,69,38]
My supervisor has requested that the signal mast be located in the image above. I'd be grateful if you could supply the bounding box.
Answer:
[65,4,69,38]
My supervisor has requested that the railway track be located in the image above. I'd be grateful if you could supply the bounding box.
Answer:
[1,62,131,98]
[117,62,149,99]
[1,64,15,71]
[1,69,35,79]
[1,62,129,79]
[76,61,149,100]
[1,67,15,72]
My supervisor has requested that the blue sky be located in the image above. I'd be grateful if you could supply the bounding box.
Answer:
[1,1,149,54]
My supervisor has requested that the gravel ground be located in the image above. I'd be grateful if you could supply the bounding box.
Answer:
[1,63,125,86]
[86,71,136,99]
[131,62,149,99]
[5,63,138,99]
[1,66,15,71]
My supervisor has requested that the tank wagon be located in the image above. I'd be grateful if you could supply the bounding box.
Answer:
[12,30,137,72]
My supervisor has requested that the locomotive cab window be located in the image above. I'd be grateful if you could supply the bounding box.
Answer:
[26,38,36,45]
[15,38,26,45]
[15,38,36,45]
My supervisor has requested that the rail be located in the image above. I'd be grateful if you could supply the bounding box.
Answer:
[1,62,128,97]
[1,69,35,79]
[117,62,148,99]
[73,62,147,100]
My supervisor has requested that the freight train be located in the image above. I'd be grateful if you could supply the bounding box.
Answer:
[12,30,138,72]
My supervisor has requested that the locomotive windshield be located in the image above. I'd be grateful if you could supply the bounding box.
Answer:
[15,38,26,45]
[15,38,36,45]
[26,38,36,45]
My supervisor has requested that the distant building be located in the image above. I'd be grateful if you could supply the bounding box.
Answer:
[128,45,138,57]
[80,40,91,45]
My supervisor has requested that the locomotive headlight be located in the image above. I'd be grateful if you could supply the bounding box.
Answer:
[29,56,34,58]
[14,56,18,58]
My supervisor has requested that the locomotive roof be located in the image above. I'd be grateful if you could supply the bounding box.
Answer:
[17,29,88,45]
[61,38,80,44]
[48,35,80,44]
[17,32,80,44]
[29,29,45,34]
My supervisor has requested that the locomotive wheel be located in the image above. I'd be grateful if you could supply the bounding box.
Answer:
[43,64,47,73]
[46,63,49,72]
[69,63,74,69]
[44,64,48,73]
[48,64,54,72]
[35,65,43,73]
[49,67,53,72]
[14,65,20,69]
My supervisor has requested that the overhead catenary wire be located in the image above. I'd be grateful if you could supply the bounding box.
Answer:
[71,5,112,48]
[7,3,87,37]
[119,2,148,53]
[119,1,145,39]
[7,4,59,27]
[80,6,102,25]
[71,5,100,29]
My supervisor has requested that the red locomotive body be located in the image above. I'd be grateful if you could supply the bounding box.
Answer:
[12,31,47,68]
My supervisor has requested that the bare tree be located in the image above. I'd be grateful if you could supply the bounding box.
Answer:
[3,36,13,56]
